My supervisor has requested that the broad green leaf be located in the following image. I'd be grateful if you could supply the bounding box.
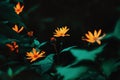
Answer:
[56,66,88,80]
[70,44,106,62]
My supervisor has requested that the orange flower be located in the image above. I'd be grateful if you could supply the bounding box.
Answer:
[26,48,45,62]
[14,2,24,14]
[82,29,106,45]
[6,41,19,53]
[53,26,70,37]
[12,25,24,33]
[27,31,33,37]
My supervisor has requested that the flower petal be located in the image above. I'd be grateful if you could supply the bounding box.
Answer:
[88,31,94,38]
[97,29,102,37]
[18,26,24,33]
[96,40,101,45]
[86,39,95,43]
[94,30,97,37]
[85,33,91,39]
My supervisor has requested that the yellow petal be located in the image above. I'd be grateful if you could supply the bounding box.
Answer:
[18,26,24,33]
[94,30,97,37]
[96,40,101,45]
[30,58,37,62]
[32,48,36,54]
[12,25,18,32]
[16,2,21,9]
[98,34,106,40]
[97,29,102,37]
[26,57,32,59]
[26,52,33,56]
[86,39,95,43]
[85,33,91,39]
[20,5,24,11]
[65,34,70,36]
[88,31,94,38]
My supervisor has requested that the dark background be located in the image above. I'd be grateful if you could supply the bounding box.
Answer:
[22,0,120,43]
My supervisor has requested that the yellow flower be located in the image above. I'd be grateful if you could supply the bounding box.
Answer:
[82,29,106,45]
[14,2,24,14]
[26,48,45,62]
[12,25,24,33]
[53,26,70,37]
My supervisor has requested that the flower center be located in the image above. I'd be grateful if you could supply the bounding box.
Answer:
[33,54,38,58]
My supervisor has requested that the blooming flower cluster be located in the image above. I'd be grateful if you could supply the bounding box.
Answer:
[5,2,106,63]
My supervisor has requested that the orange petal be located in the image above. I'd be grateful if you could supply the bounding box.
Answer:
[32,48,37,54]
[85,33,91,39]
[18,26,24,33]
[97,29,102,37]
[94,30,97,37]
[88,31,94,38]
[86,39,95,43]
[12,25,18,32]
[16,2,21,9]
[96,40,101,45]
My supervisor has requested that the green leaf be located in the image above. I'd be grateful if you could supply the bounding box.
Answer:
[70,44,106,62]
[32,54,54,74]
[37,41,47,48]
[60,46,77,53]
[7,67,13,77]
[102,59,120,77]
[113,19,120,39]
[14,66,26,76]
[56,66,88,80]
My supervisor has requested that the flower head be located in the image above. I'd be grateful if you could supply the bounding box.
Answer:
[53,26,70,37]
[12,25,24,33]
[14,2,24,14]
[26,48,45,62]
[27,31,33,37]
[6,41,19,53]
[82,29,106,45]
